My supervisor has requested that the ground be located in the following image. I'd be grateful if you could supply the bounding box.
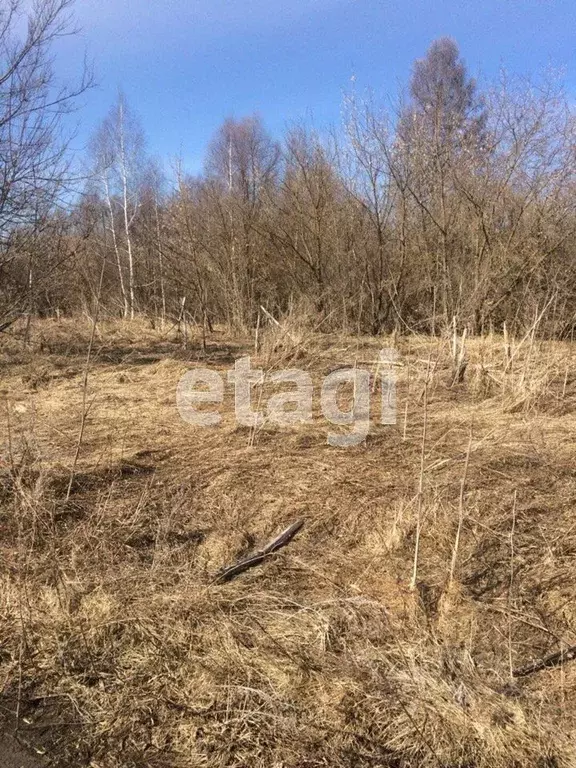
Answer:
[0,316,575,767]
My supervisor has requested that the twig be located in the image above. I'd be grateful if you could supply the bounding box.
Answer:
[259,304,299,344]
[0,313,22,333]
[480,604,561,640]
[513,644,576,678]
[216,520,304,583]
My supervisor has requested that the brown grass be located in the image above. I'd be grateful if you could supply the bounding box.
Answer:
[1,316,576,767]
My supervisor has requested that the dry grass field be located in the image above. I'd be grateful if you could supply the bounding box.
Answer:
[1,316,576,767]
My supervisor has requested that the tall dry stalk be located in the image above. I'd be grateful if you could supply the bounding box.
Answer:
[504,296,554,375]
[410,354,431,590]
[65,261,105,502]
[507,489,518,681]
[448,428,473,587]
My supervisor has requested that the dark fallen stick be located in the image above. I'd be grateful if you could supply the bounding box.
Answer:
[0,314,21,333]
[513,644,576,678]
[216,520,304,583]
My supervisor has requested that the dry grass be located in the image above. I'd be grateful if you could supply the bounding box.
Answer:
[1,316,576,767]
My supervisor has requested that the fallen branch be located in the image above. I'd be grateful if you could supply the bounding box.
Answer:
[216,520,304,583]
[513,643,576,678]
[0,313,22,333]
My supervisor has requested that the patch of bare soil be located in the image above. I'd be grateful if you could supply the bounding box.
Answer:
[0,731,47,768]
[0,695,85,767]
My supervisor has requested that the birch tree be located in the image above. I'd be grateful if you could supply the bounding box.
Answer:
[89,93,146,319]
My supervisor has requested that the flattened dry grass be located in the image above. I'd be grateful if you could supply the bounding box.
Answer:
[0,317,576,766]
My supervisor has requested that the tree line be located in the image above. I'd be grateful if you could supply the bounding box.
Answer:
[1,0,576,338]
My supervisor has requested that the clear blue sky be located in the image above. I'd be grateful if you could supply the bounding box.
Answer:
[57,0,576,174]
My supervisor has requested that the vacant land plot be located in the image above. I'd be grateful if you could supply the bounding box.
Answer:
[1,317,575,767]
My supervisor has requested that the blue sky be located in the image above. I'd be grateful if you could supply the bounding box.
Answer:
[56,0,576,174]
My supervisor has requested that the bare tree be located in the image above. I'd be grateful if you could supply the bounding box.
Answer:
[10,28,573,343]
[343,97,398,332]
[136,160,167,324]
[203,115,280,327]
[0,0,91,324]
[88,93,146,319]
[396,38,487,327]
[271,127,343,314]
